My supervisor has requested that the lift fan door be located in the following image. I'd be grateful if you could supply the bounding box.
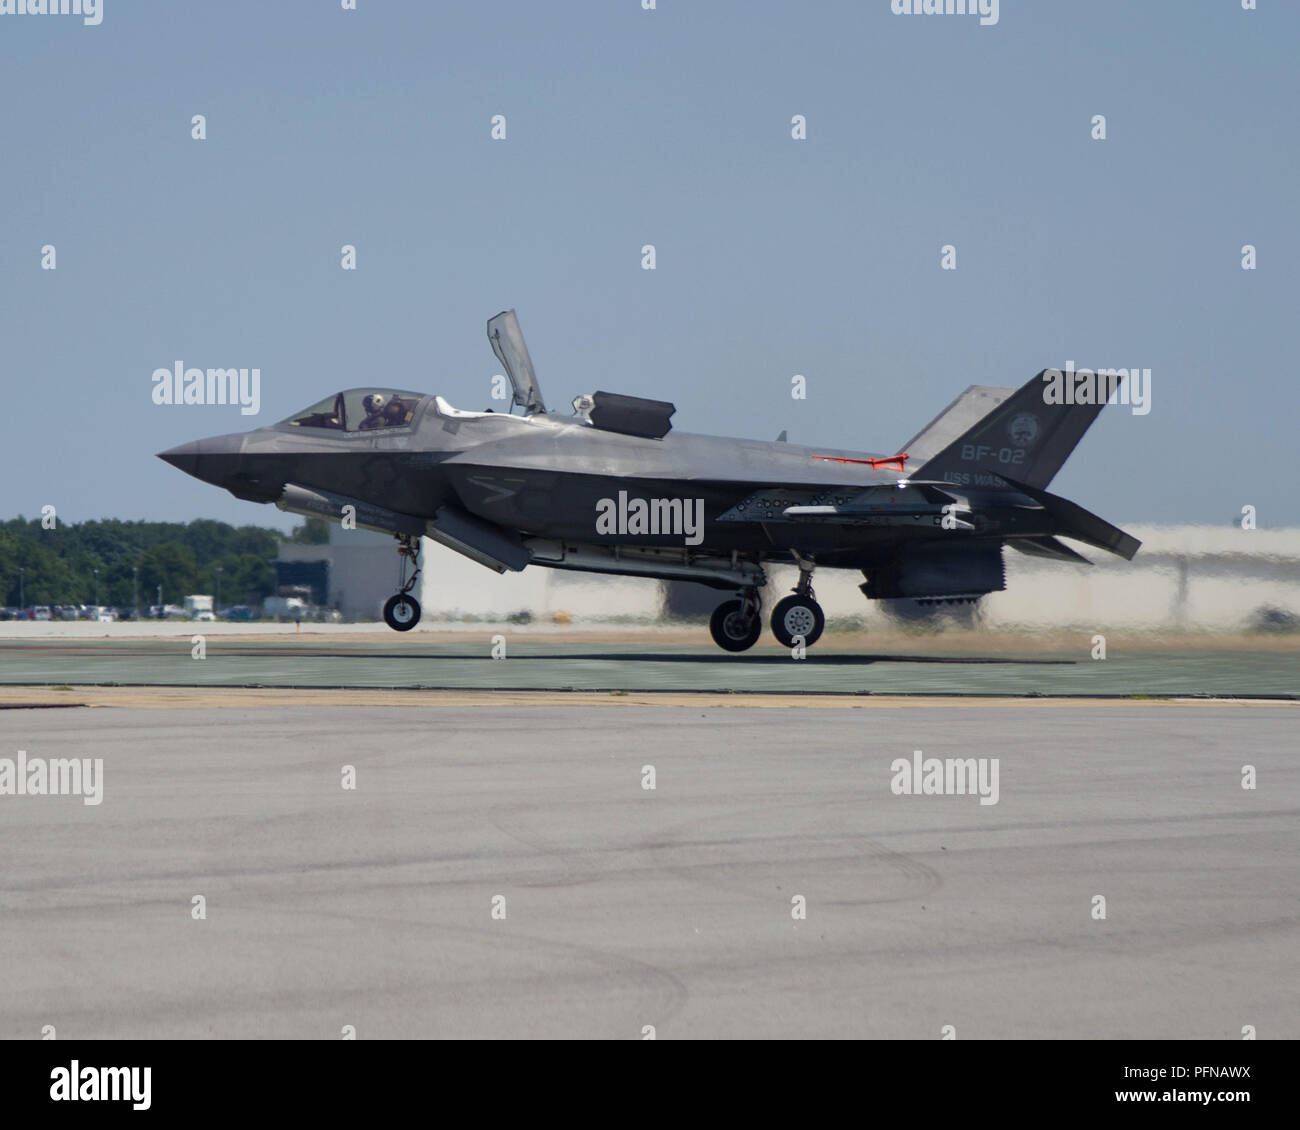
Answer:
[587,391,675,439]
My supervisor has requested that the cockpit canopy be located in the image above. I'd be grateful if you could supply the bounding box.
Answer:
[285,389,427,432]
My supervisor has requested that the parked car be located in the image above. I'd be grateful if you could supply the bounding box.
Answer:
[33,606,53,621]
[1250,605,1300,633]
[263,596,307,619]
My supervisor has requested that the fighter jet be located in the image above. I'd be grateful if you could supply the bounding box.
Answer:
[159,309,1139,651]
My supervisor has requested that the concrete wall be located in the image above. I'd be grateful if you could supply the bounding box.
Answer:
[756,526,1300,632]
[983,525,1300,632]
[279,525,1300,631]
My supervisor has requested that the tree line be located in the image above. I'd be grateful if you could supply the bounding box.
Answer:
[0,516,329,609]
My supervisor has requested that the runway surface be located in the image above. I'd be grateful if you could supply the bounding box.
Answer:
[0,699,1295,1039]
[1,635,1297,696]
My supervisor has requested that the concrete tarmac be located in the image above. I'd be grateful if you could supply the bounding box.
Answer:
[0,698,1295,1039]
[2,633,1297,696]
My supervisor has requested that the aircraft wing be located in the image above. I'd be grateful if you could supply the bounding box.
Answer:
[487,309,546,416]
[718,482,968,527]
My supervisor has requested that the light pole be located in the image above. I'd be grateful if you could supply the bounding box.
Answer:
[156,584,163,619]
[93,568,100,610]
[18,567,24,613]
[133,566,139,620]
[215,564,223,615]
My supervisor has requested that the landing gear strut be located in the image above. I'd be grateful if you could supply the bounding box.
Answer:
[382,533,422,631]
[770,554,825,649]
[709,587,763,652]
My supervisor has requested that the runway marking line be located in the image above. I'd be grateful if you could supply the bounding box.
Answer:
[0,687,1295,711]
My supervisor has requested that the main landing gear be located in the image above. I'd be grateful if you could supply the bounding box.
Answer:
[770,558,825,649]
[382,533,422,632]
[709,588,764,652]
[707,555,825,653]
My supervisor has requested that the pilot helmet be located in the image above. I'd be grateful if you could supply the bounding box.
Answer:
[362,393,387,414]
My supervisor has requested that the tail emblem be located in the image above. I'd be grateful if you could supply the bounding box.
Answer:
[1007,413,1040,448]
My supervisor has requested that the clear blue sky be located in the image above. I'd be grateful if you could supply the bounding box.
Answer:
[2,0,1296,531]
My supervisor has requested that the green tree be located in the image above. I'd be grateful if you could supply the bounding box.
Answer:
[0,515,289,609]
[138,542,198,606]
[286,518,331,545]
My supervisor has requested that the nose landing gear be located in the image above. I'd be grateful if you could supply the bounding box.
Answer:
[382,533,422,631]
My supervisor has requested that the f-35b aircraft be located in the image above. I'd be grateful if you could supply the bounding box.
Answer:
[159,310,1139,651]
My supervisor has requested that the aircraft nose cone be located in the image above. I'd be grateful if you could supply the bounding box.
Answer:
[157,432,245,482]
[157,439,202,476]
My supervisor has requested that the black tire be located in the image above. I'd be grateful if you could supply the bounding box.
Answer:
[709,598,762,652]
[770,594,825,649]
[383,593,421,631]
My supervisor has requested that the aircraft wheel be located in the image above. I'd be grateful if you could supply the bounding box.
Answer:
[709,599,762,653]
[383,593,421,631]
[770,594,825,649]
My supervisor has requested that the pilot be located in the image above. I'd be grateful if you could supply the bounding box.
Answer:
[383,396,407,426]
[359,393,387,430]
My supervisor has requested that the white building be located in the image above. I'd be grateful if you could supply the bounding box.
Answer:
[278,524,661,623]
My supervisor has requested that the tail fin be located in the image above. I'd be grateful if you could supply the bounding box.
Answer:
[914,369,1117,490]
[901,384,1015,464]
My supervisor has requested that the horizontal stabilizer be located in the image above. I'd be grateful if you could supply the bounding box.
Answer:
[1008,535,1093,564]
[1000,475,1141,560]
